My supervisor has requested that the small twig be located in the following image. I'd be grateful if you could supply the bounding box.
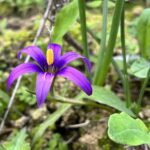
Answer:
[64,33,83,52]
[65,133,77,144]
[67,120,90,128]
[46,24,54,42]
[143,145,149,150]
[0,0,53,134]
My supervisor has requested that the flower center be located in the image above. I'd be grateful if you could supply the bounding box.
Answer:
[47,65,56,73]
[46,49,54,65]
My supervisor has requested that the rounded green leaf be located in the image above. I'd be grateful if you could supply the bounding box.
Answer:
[128,58,150,78]
[108,112,150,146]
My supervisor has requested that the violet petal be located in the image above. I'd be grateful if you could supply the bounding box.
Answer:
[57,66,92,95]
[18,46,48,69]
[36,72,54,107]
[57,52,91,72]
[7,63,42,90]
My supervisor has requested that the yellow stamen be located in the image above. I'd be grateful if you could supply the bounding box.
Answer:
[46,49,54,65]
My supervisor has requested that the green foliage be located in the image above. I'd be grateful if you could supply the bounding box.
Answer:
[0,0,44,13]
[1,0,149,149]
[93,0,125,85]
[108,112,150,146]
[0,129,30,150]
[137,8,150,59]
[17,87,36,105]
[52,0,79,44]
[78,86,134,117]
[0,29,31,52]
[0,90,9,113]
[128,58,150,78]
[33,104,71,144]
[0,18,7,33]
[0,90,9,103]
[45,134,68,150]
[86,1,101,8]
[86,0,114,8]
[32,88,129,147]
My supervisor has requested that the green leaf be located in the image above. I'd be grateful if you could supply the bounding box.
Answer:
[86,1,102,8]
[1,128,30,150]
[86,0,114,8]
[46,134,68,150]
[137,8,150,59]
[78,86,134,116]
[0,90,10,113]
[108,112,150,146]
[0,90,9,102]
[128,58,150,78]
[17,87,36,105]
[33,104,71,144]
[52,0,79,44]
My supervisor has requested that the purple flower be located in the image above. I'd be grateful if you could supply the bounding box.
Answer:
[7,43,92,107]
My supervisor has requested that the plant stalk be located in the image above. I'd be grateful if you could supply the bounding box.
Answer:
[50,96,113,111]
[78,0,89,58]
[120,7,131,107]
[137,69,150,109]
[93,0,108,84]
[78,0,91,79]
[94,0,125,85]
[87,24,124,83]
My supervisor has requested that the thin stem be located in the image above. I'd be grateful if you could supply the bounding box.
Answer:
[137,69,150,109]
[78,0,91,80]
[93,0,108,84]
[50,96,113,111]
[94,0,125,85]
[78,0,89,58]
[26,91,112,111]
[52,96,88,105]
[120,7,131,107]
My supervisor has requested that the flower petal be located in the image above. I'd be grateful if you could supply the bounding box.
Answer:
[47,43,62,64]
[18,46,48,69]
[57,66,92,95]
[7,63,42,90]
[57,52,92,72]
[36,72,54,107]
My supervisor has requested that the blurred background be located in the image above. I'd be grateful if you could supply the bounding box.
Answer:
[0,0,149,149]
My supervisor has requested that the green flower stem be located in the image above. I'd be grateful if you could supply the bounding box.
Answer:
[27,90,112,111]
[52,96,88,105]
[137,69,150,109]
[94,0,124,85]
[87,24,124,83]
[50,96,113,111]
[120,7,131,107]
[78,0,89,58]
[78,0,91,80]
[93,0,108,84]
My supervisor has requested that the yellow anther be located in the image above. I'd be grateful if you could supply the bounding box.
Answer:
[46,49,54,65]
